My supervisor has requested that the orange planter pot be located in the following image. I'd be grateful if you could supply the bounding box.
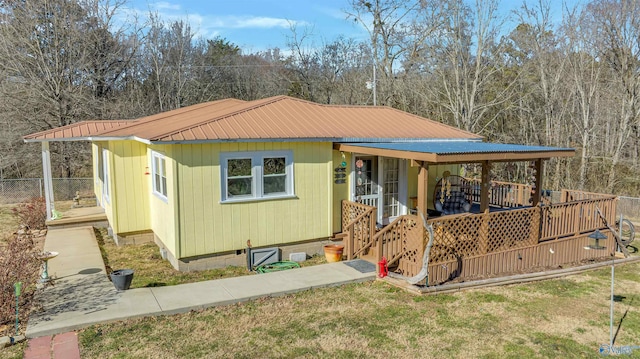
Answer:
[323,244,344,262]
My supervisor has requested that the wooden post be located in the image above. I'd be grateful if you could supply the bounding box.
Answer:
[371,208,380,261]
[532,206,542,244]
[480,161,491,212]
[416,162,429,216]
[532,159,543,206]
[479,208,490,254]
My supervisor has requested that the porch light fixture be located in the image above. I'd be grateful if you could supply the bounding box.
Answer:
[586,229,607,250]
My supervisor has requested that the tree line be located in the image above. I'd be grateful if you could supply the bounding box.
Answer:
[1,0,639,197]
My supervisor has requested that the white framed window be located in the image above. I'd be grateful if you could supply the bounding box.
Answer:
[220,150,294,202]
[152,151,168,200]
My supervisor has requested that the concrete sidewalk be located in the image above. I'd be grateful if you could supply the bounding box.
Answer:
[26,226,375,338]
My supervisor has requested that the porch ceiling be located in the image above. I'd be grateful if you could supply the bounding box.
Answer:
[334,141,575,163]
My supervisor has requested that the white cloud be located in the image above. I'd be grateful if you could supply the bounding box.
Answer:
[230,16,292,29]
[152,1,181,11]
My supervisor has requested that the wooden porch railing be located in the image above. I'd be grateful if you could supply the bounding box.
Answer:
[561,189,616,202]
[341,200,376,260]
[466,178,532,208]
[372,215,422,275]
[540,195,617,241]
[340,191,618,282]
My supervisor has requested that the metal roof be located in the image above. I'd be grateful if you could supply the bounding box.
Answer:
[336,141,575,163]
[24,96,482,143]
[347,141,574,154]
[23,120,132,142]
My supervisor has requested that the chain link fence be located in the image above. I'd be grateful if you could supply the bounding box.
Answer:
[0,178,94,205]
[618,196,640,222]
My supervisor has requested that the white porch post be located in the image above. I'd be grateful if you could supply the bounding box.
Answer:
[41,141,55,220]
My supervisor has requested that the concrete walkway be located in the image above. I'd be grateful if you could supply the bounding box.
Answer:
[26,226,376,338]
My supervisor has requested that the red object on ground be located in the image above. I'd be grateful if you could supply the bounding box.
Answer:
[23,335,52,359]
[378,256,388,278]
[24,332,81,359]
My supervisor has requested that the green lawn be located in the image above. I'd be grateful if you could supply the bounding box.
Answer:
[76,262,640,358]
[95,228,328,288]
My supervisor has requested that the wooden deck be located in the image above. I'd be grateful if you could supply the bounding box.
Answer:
[340,189,620,286]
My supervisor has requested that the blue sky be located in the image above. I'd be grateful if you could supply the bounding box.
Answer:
[126,0,576,53]
[127,0,363,52]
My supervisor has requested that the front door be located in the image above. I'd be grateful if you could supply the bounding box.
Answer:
[354,156,407,224]
[354,156,378,208]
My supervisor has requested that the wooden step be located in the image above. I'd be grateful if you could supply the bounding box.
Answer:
[359,253,377,264]
[331,232,348,241]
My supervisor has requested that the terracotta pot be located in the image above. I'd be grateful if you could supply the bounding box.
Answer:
[323,244,344,262]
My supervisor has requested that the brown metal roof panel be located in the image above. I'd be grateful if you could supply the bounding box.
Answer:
[254,106,297,137]
[26,96,483,142]
[99,99,248,138]
[204,121,228,140]
[198,123,222,141]
[23,120,131,141]
[190,127,206,141]
[213,116,243,139]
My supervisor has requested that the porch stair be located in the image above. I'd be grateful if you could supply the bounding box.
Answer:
[46,207,108,230]
[330,232,348,242]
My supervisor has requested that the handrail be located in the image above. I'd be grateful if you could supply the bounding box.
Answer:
[373,214,421,267]
[465,177,532,208]
[341,200,376,260]
[346,207,375,228]
[540,195,617,241]
[342,200,376,231]
[372,215,406,266]
[372,215,404,242]
[562,189,616,202]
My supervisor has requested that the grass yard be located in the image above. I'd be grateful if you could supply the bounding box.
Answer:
[0,204,19,242]
[76,262,640,358]
[95,228,329,288]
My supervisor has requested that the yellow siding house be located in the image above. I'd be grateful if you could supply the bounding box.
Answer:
[25,95,531,270]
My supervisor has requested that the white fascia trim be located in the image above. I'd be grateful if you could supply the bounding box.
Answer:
[24,135,152,144]
[23,137,92,143]
[88,136,151,144]
[151,137,483,145]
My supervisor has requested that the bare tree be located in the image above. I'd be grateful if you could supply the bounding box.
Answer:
[424,0,516,133]
[346,0,450,106]
[586,0,640,192]
[562,3,603,190]
[0,0,139,177]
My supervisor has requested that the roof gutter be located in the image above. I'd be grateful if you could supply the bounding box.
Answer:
[23,137,92,143]
[23,135,151,145]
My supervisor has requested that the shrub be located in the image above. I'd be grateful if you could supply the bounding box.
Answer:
[12,197,47,231]
[0,234,41,332]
